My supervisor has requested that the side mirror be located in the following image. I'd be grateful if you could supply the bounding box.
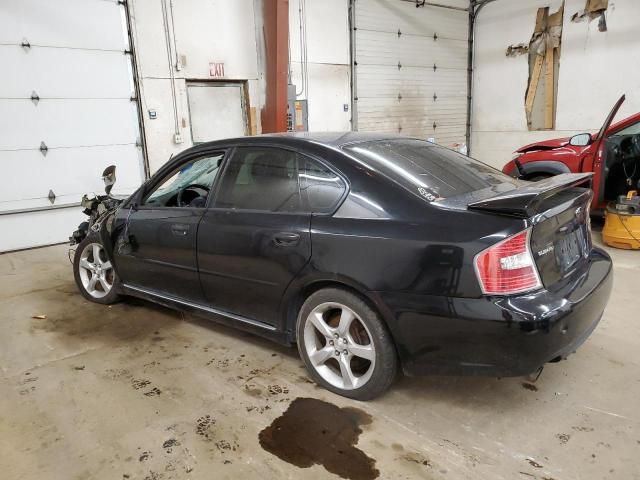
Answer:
[102,165,116,195]
[569,133,592,147]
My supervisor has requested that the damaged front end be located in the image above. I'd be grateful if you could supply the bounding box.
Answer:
[70,165,124,254]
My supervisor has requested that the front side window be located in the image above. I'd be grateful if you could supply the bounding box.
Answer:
[215,147,302,212]
[144,153,224,208]
[611,121,640,137]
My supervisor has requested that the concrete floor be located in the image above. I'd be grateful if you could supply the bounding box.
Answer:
[0,232,638,480]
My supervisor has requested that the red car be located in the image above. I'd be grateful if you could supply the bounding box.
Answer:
[502,95,640,213]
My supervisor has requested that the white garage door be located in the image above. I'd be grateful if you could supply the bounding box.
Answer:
[0,0,145,252]
[353,0,468,148]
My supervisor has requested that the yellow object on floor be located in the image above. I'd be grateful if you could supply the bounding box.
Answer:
[603,207,640,250]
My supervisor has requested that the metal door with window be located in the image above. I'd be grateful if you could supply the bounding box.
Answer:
[197,147,312,325]
[114,151,225,303]
[186,82,247,144]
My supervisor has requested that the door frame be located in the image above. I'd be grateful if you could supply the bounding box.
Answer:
[113,147,231,300]
[185,80,250,144]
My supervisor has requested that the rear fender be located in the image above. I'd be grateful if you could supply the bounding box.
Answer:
[279,268,396,342]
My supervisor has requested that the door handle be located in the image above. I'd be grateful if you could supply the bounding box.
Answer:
[273,232,300,247]
[171,223,190,236]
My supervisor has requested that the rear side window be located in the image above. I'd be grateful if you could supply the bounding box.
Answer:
[215,147,302,212]
[300,155,346,213]
[343,139,510,201]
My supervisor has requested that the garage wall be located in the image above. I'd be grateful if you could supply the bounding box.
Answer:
[472,0,640,168]
[0,0,145,252]
[289,0,352,131]
[352,0,469,148]
[129,0,264,173]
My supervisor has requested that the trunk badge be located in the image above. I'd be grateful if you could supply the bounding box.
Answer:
[537,245,554,257]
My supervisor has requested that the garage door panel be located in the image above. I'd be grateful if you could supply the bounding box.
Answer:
[0,47,133,98]
[357,99,467,116]
[357,98,465,143]
[0,0,143,252]
[354,0,468,146]
[356,102,465,121]
[0,207,86,252]
[356,98,431,128]
[355,122,462,144]
[0,99,139,150]
[0,0,126,50]
[356,66,466,98]
[355,30,467,69]
[356,0,467,37]
[0,145,142,210]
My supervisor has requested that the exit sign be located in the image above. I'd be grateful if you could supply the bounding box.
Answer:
[209,62,225,77]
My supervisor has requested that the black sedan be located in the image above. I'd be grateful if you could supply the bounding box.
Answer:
[71,133,613,400]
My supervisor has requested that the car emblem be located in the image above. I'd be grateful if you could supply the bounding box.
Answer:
[537,245,554,257]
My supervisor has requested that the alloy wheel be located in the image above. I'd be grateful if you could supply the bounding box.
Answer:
[303,302,376,390]
[78,242,114,299]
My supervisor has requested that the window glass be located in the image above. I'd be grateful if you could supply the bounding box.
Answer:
[215,147,302,212]
[300,155,346,213]
[144,153,224,207]
[611,121,640,136]
[343,139,512,201]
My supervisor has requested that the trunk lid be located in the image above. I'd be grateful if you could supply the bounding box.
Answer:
[466,173,594,290]
[528,188,593,289]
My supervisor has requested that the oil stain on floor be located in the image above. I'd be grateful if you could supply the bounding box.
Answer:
[259,397,378,480]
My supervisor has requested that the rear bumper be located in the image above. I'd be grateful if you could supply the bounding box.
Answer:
[376,248,613,376]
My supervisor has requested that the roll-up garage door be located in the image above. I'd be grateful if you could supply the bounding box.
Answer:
[353,0,468,148]
[0,0,145,252]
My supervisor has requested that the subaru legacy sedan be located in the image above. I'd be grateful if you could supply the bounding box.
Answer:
[71,133,612,400]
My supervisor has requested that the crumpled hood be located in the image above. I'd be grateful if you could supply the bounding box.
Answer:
[515,133,598,154]
[516,136,571,153]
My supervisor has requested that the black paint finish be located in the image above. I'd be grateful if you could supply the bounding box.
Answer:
[197,209,311,326]
[109,132,612,377]
[115,207,205,303]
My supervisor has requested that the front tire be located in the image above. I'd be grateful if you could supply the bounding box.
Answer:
[296,288,398,400]
[527,173,552,182]
[73,234,121,304]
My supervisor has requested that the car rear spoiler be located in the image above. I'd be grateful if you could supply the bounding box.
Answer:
[468,173,593,218]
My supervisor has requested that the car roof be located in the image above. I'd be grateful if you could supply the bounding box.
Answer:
[261,131,413,147]
[190,131,415,151]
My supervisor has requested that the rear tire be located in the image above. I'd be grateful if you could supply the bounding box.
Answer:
[73,233,122,305]
[296,288,398,400]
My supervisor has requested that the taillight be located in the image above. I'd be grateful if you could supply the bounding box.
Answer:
[474,228,542,295]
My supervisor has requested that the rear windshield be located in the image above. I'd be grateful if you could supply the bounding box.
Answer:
[343,139,512,201]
